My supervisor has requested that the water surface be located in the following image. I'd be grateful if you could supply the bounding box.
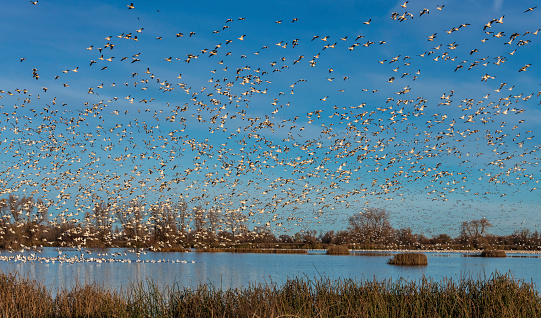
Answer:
[0,248,539,292]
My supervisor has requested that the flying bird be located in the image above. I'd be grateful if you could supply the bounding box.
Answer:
[518,64,531,72]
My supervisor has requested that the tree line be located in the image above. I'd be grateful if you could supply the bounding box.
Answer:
[0,194,539,251]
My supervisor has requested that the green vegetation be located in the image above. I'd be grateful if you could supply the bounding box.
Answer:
[326,244,350,255]
[388,252,428,266]
[1,271,540,317]
[481,249,507,258]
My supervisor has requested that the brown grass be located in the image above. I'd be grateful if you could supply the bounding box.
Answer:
[388,252,428,266]
[1,271,540,317]
[326,245,350,255]
[0,271,55,317]
[55,283,129,317]
[481,249,507,257]
[352,251,394,257]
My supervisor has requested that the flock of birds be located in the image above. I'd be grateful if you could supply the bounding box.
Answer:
[0,247,195,264]
[0,1,540,241]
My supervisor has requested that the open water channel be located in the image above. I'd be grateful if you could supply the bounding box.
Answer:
[0,248,539,292]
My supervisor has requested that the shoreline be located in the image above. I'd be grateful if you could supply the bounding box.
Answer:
[315,248,541,254]
[2,247,541,255]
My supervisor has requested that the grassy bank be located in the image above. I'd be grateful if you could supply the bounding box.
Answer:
[1,271,540,317]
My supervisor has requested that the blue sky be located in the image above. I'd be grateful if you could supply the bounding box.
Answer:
[1,0,541,237]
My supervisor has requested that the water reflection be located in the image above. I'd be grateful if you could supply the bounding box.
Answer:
[0,248,538,292]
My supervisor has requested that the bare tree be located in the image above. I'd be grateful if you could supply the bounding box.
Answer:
[348,208,394,246]
[395,227,417,247]
[175,199,189,237]
[85,201,113,245]
[320,230,335,244]
[206,208,221,238]
[0,195,49,245]
[8,194,31,224]
[191,206,207,245]
[34,198,48,225]
[149,201,181,243]
[192,206,205,232]
[0,198,9,244]
[224,210,247,242]
[116,199,147,246]
[460,218,492,248]
[0,198,7,218]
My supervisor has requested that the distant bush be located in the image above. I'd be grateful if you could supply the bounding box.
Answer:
[481,249,506,258]
[326,245,350,255]
[388,252,427,266]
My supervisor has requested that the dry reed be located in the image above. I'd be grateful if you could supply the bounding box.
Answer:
[481,249,507,257]
[0,272,55,317]
[1,270,540,317]
[352,251,394,257]
[388,252,428,265]
[326,244,350,255]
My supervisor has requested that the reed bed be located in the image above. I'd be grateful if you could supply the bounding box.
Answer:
[481,249,507,258]
[326,244,350,255]
[388,252,428,266]
[1,271,540,317]
[195,248,307,254]
[352,251,395,257]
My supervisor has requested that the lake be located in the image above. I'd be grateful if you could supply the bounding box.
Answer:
[0,248,539,292]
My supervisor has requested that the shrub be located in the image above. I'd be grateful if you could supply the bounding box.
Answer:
[388,252,428,266]
[481,249,506,257]
[326,245,350,255]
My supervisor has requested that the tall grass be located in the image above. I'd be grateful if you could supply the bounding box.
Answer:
[1,271,539,317]
[0,271,55,317]
[481,249,507,257]
[326,244,350,255]
[388,252,428,265]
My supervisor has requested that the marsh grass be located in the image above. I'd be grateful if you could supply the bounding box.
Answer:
[481,249,507,257]
[326,244,350,255]
[55,283,129,317]
[388,252,428,266]
[0,271,55,317]
[352,251,394,257]
[1,271,540,317]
